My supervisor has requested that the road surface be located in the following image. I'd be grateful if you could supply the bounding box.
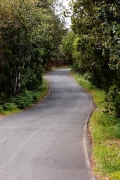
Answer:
[0,69,95,180]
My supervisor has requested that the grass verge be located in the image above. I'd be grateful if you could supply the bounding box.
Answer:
[70,71,120,180]
[0,80,49,115]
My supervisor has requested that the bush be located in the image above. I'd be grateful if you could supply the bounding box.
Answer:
[12,91,33,109]
[31,91,40,101]
[104,85,120,118]
[114,94,120,117]
[0,106,3,113]
[11,90,40,109]
[2,103,17,111]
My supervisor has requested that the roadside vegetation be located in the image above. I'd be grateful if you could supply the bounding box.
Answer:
[0,80,49,115]
[71,71,120,180]
[0,0,67,114]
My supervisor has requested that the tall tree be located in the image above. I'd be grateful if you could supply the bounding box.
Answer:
[0,0,66,97]
[71,0,120,90]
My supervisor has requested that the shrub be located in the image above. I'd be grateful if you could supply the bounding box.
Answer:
[114,94,120,118]
[0,106,3,113]
[11,90,40,109]
[12,91,32,109]
[104,85,120,118]
[32,91,40,101]
[2,103,17,111]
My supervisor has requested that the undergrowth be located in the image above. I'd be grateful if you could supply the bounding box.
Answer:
[70,70,120,180]
[0,80,49,115]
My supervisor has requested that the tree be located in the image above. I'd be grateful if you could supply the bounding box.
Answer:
[71,0,120,90]
[58,31,75,65]
[0,0,66,97]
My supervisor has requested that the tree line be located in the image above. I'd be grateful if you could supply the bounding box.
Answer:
[0,0,120,117]
[60,0,120,117]
[0,0,66,99]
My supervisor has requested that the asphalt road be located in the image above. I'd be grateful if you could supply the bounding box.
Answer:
[0,69,95,180]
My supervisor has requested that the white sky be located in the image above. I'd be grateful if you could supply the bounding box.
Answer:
[54,0,72,28]
[62,0,70,7]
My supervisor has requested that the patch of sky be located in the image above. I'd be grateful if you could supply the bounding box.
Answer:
[53,0,72,29]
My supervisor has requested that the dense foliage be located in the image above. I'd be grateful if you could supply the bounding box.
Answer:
[0,0,66,100]
[61,0,120,117]
[72,0,120,88]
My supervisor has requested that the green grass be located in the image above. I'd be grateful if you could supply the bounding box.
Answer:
[70,71,120,180]
[0,80,49,115]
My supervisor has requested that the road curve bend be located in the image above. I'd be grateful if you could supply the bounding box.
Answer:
[0,69,95,180]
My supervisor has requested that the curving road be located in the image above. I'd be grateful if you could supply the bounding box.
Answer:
[0,69,95,180]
